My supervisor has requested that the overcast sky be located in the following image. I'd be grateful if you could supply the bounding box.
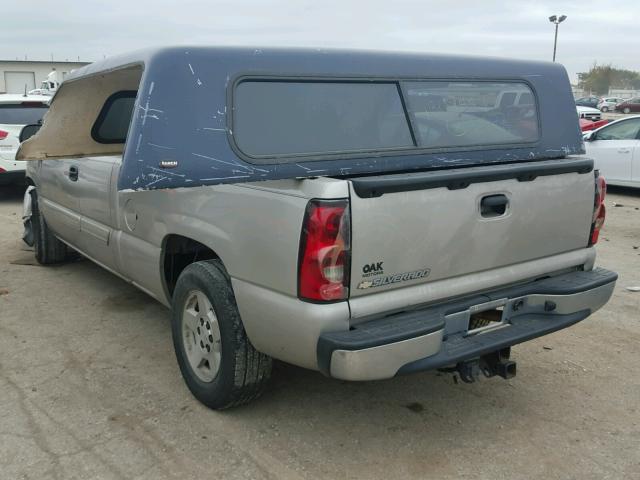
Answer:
[5,0,639,82]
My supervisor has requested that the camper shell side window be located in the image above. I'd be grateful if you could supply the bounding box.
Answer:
[91,90,138,144]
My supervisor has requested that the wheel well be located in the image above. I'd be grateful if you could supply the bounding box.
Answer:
[163,235,219,297]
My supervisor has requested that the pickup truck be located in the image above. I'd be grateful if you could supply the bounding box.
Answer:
[18,47,617,409]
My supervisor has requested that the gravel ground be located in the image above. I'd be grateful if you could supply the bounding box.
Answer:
[0,183,639,480]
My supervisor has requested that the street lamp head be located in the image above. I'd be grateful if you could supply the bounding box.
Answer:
[549,15,557,22]
[558,15,567,23]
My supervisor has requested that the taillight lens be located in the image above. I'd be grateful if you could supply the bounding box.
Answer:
[298,199,351,302]
[589,173,606,245]
[0,130,8,140]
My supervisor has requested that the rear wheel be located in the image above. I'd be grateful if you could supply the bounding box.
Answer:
[31,190,71,265]
[171,260,272,409]
[600,106,609,112]
[623,107,631,114]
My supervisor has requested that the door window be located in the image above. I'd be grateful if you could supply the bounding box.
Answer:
[595,119,640,141]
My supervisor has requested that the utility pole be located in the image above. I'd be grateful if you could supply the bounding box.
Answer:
[548,15,567,62]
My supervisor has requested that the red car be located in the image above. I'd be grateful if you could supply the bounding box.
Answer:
[614,97,640,114]
[579,118,609,132]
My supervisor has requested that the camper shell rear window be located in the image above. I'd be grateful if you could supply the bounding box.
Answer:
[232,79,539,163]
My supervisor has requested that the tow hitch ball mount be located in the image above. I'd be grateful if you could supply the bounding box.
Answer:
[454,348,517,383]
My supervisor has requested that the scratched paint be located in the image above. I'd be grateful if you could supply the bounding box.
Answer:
[73,46,589,191]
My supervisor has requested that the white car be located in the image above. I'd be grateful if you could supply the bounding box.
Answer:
[0,95,49,185]
[576,105,602,121]
[598,97,624,112]
[583,115,640,187]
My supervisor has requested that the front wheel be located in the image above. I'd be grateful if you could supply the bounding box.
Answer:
[31,190,71,264]
[623,107,631,114]
[600,106,609,112]
[171,260,272,409]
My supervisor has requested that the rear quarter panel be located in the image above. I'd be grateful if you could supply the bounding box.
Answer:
[115,177,349,304]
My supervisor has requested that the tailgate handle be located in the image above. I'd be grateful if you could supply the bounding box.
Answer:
[480,194,508,217]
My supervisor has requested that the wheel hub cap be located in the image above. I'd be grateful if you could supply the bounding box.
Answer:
[182,290,221,382]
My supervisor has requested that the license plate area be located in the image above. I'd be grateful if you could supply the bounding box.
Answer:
[468,306,505,333]
[466,298,508,335]
[444,298,510,336]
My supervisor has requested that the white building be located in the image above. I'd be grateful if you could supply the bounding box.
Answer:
[607,88,640,99]
[0,60,89,94]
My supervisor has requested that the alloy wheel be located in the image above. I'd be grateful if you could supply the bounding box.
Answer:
[182,290,222,382]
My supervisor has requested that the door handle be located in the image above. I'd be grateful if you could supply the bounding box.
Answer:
[480,194,509,217]
[68,165,79,181]
[618,149,631,154]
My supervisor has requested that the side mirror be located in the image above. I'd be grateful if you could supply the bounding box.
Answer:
[583,130,596,141]
[19,124,41,143]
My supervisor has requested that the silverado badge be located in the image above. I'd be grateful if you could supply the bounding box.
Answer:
[357,268,431,289]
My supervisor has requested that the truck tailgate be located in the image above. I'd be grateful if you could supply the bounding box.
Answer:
[348,158,595,298]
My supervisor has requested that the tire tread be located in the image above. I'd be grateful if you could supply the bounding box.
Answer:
[32,191,69,265]
[173,259,272,409]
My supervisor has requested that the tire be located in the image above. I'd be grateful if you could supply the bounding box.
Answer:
[623,107,631,114]
[600,106,608,112]
[31,190,70,265]
[171,259,272,409]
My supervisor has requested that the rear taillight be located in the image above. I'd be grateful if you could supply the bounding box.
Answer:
[589,173,606,246]
[0,167,6,173]
[298,199,351,302]
[0,130,8,140]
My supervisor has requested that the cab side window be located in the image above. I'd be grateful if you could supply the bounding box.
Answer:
[595,119,640,141]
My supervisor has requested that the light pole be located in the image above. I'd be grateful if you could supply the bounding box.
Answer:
[549,15,567,62]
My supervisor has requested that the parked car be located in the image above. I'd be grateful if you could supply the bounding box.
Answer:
[614,97,640,114]
[576,105,602,121]
[0,95,49,185]
[583,115,640,187]
[575,96,600,108]
[597,97,624,112]
[579,118,609,132]
[18,47,616,409]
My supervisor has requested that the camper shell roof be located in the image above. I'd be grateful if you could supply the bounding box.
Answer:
[18,46,584,191]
